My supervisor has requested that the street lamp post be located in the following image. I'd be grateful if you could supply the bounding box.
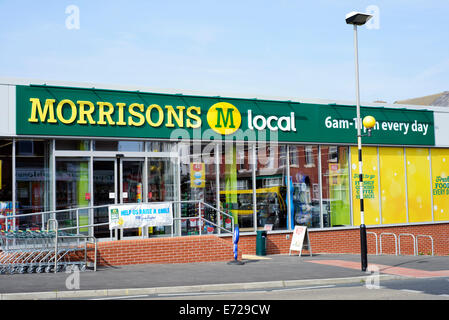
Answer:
[345,11,373,272]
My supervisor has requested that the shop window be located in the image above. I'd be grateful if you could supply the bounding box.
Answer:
[147,141,177,153]
[55,158,90,233]
[431,148,449,221]
[256,144,287,230]
[378,147,407,224]
[321,146,350,227]
[220,143,254,232]
[0,140,13,231]
[289,145,320,229]
[350,146,380,226]
[15,140,51,231]
[93,140,144,152]
[17,141,34,156]
[55,140,90,151]
[406,148,432,223]
[180,143,218,235]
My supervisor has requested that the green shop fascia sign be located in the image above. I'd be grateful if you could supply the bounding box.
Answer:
[16,85,435,146]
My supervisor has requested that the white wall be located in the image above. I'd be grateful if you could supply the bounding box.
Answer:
[434,111,449,147]
[0,85,15,137]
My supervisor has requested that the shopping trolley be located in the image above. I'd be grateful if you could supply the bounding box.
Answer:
[0,226,97,275]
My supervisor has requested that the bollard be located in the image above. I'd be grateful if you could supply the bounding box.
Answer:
[227,225,244,265]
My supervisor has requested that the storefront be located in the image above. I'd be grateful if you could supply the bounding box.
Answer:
[1,80,448,259]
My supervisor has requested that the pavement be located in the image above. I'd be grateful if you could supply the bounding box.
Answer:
[1,253,449,300]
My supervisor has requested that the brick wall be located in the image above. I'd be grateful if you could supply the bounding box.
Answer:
[232,223,449,257]
[86,235,238,266]
[83,223,448,266]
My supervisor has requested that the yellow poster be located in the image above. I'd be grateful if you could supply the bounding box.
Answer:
[431,149,449,221]
[190,163,205,188]
[379,147,407,224]
[350,147,380,225]
[406,148,432,223]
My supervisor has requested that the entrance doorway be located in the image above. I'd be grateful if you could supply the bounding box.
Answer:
[91,154,179,240]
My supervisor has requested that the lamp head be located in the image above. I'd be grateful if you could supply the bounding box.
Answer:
[345,11,373,26]
[362,116,376,129]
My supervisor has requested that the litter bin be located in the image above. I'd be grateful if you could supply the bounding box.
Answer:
[256,230,267,256]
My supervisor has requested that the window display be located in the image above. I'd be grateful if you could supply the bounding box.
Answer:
[406,148,433,223]
[255,144,287,230]
[379,147,407,224]
[289,145,320,228]
[2,134,444,237]
[180,143,218,235]
[431,148,449,221]
[350,146,380,225]
[16,140,50,231]
[220,143,254,231]
[55,158,89,233]
[321,146,351,227]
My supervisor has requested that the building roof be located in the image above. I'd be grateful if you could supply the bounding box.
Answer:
[394,91,449,107]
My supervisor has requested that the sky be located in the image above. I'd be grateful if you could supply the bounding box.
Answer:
[0,0,448,104]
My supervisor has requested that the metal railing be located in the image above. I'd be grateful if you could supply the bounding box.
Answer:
[1,200,235,241]
[173,200,235,237]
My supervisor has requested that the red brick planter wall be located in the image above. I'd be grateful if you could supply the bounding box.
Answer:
[84,223,448,266]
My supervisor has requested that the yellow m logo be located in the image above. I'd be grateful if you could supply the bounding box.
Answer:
[207,102,241,135]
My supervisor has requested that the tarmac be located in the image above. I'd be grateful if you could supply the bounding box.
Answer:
[1,253,449,300]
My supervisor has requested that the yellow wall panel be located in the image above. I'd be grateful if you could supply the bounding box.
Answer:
[379,147,407,224]
[351,147,380,225]
[406,148,432,223]
[431,149,449,221]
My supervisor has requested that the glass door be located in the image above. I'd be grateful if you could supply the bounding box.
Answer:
[93,160,116,239]
[55,158,90,234]
[147,157,178,236]
[91,155,178,240]
[121,158,144,238]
